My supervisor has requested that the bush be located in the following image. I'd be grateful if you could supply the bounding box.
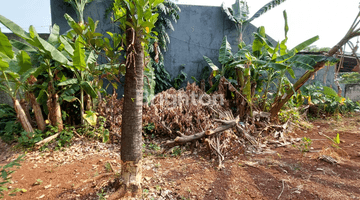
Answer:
[301,81,360,115]
[0,104,23,143]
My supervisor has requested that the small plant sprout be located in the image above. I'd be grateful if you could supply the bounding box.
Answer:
[295,137,312,153]
[105,162,112,172]
[171,146,182,157]
[34,179,43,185]
[155,185,161,191]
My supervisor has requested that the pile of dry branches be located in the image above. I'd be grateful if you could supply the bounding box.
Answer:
[98,82,296,168]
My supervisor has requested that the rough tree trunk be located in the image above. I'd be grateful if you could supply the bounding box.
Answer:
[13,97,34,135]
[28,93,46,131]
[118,27,144,198]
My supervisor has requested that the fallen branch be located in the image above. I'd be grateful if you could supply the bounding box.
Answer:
[164,116,239,146]
[277,180,285,199]
[35,132,61,148]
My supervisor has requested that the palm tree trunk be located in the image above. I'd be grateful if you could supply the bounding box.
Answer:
[13,97,34,135]
[119,26,144,197]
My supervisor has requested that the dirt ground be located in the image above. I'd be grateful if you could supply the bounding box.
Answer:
[1,113,360,200]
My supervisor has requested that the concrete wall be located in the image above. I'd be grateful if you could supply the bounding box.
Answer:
[345,84,360,102]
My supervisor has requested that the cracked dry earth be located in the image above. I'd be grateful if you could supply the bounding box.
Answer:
[1,113,360,200]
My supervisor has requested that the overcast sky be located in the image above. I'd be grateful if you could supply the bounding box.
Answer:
[0,0,359,49]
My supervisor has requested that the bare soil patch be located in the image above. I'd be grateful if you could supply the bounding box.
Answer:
[1,114,360,200]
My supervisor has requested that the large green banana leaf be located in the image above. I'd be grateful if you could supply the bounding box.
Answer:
[292,36,319,52]
[58,78,78,86]
[0,31,14,59]
[73,36,86,71]
[47,24,60,45]
[59,36,74,56]
[80,81,97,98]
[10,40,37,53]
[0,15,32,42]
[35,36,70,65]
[218,36,233,65]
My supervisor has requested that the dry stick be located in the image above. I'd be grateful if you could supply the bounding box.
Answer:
[277,180,285,199]
[164,117,239,146]
[35,132,61,148]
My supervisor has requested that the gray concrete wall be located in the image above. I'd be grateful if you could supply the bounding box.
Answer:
[345,84,360,102]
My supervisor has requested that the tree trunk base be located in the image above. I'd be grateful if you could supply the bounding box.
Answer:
[109,161,142,200]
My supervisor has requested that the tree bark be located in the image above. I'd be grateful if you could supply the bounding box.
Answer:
[119,25,144,197]
[47,94,63,132]
[20,99,32,125]
[13,97,34,135]
[28,93,46,131]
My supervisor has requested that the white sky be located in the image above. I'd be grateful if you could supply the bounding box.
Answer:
[0,0,359,49]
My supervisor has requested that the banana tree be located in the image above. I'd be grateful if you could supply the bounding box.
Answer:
[203,10,321,120]
[0,15,76,131]
[222,0,287,42]
[57,17,99,124]
[268,3,360,120]
[0,31,34,134]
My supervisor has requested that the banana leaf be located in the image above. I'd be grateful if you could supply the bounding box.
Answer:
[0,31,14,59]
[47,24,60,45]
[58,78,78,86]
[203,56,219,72]
[73,36,86,71]
[218,36,233,65]
[35,36,70,65]
[246,0,287,25]
[80,81,97,98]
[10,40,37,53]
